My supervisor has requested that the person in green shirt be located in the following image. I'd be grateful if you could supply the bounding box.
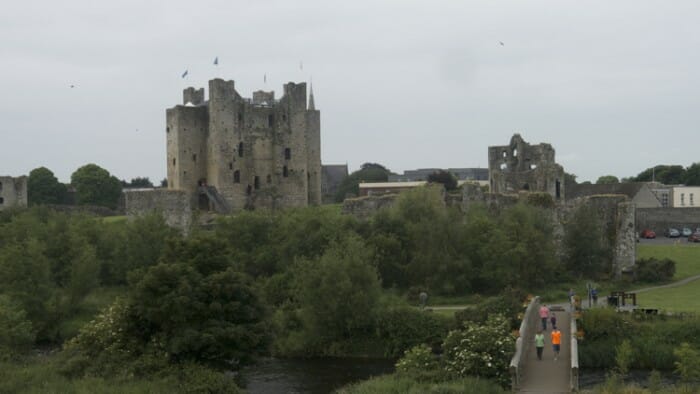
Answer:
[535,330,545,361]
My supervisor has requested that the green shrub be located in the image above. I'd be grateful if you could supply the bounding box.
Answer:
[636,258,676,283]
[0,295,35,359]
[176,363,241,394]
[442,314,514,387]
[674,343,700,382]
[579,308,629,341]
[455,288,525,330]
[376,307,449,358]
[395,344,441,380]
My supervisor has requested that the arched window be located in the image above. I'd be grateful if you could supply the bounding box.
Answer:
[266,174,271,183]
[233,170,240,183]
[284,148,291,160]
[238,142,244,157]
[254,176,260,190]
[283,166,288,178]
[268,114,274,127]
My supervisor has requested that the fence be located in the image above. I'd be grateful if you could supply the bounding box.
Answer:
[509,296,540,391]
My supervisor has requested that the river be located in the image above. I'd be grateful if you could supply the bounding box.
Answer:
[238,357,395,394]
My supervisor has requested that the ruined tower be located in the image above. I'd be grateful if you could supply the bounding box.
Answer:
[488,134,565,200]
[166,78,321,211]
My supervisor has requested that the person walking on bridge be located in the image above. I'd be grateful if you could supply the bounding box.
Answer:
[551,327,562,361]
[539,304,550,331]
[550,312,557,330]
[535,330,545,361]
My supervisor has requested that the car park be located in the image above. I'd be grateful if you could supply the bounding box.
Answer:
[682,228,693,237]
[665,228,681,238]
[640,229,656,239]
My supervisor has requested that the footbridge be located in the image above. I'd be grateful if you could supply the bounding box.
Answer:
[510,297,579,393]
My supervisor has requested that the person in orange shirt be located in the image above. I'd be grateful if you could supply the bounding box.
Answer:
[551,327,562,361]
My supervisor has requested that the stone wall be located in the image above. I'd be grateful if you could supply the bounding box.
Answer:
[636,207,700,233]
[124,189,192,230]
[341,194,397,219]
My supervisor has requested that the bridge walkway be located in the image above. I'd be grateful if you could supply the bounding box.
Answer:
[517,304,572,393]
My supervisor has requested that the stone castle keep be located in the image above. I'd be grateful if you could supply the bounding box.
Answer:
[166,78,321,211]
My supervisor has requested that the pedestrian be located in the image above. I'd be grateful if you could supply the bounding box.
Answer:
[591,288,598,306]
[539,304,550,331]
[419,292,428,310]
[535,330,545,361]
[550,312,557,330]
[568,288,575,301]
[551,327,562,361]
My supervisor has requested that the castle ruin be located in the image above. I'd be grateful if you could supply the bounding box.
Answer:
[0,176,27,211]
[166,78,321,211]
[488,134,565,201]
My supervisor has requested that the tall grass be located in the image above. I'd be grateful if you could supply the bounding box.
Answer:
[0,358,180,394]
[336,375,507,394]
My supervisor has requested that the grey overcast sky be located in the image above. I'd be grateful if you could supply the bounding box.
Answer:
[2,0,699,183]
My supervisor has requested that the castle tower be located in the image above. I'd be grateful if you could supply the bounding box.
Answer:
[166,78,322,211]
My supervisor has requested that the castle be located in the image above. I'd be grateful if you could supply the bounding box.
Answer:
[166,78,321,211]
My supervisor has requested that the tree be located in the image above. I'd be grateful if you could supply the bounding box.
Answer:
[684,163,700,186]
[0,295,35,359]
[70,164,122,209]
[564,172,578,185]
[631,165,686,184]
[127,177,154,188]
[596,175,619,184]
[160,178,168,187]
[334,163,392,202]
[27,167,67,205]
[295,235,381,338]
[427,170,457,191]
[563,204,610,279]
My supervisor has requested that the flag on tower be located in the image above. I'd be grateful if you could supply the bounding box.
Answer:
[264,73,267,83]
[213,57,218,65]
[181,70,188,78]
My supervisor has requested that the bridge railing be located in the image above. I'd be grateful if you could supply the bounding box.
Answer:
[570,296,580,392]
[509,296,540,392]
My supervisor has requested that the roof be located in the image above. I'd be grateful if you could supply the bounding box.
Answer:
[359,181,427,189]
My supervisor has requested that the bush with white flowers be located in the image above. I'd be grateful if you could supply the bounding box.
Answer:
[442,313,514,386]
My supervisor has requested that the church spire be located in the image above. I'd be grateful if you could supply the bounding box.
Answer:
[308,81,316,110]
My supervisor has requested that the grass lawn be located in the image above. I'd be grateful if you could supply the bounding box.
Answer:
[102,215,127,224]
[637,244,700,280]
[636,279,700,313]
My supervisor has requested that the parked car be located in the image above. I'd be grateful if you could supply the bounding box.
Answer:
[640,229,656,239]
[665,228,681,238]
[689,232,700,243]
[682,228,693,237]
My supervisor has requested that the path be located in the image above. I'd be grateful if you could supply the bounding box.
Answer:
[517,304,572,393]
[632,273,700,294]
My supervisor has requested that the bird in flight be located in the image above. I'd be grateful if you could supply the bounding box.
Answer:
[499,41,504,46]
[70,85,75,88]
